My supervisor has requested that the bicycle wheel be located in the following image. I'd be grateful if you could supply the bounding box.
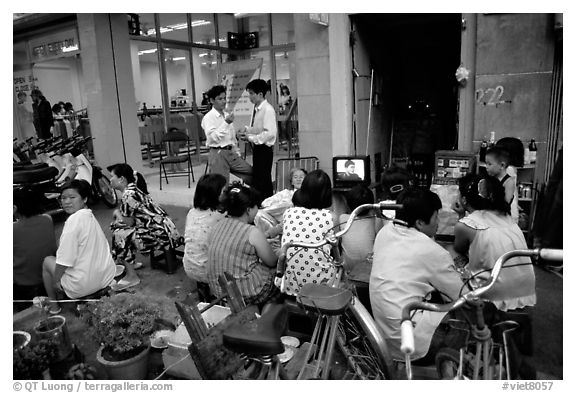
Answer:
[435,347,474,380]
[95,174,118,208]
[335,296,394,379]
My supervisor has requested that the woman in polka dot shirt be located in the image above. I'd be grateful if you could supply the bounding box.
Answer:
[281,170,337,296]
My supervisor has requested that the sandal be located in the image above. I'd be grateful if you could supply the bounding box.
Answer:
[111,278,141,292]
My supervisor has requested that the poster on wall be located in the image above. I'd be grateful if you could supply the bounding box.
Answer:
[219,58,263,131]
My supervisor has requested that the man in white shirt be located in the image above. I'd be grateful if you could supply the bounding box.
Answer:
[370,188,466,361]
[201,85,253,184]
[239,79,277,199]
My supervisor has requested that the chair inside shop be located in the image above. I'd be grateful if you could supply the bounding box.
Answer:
[159,128,195,190]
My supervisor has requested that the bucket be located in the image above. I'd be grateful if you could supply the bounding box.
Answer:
[34,315,72,360]
[13,331,31,351]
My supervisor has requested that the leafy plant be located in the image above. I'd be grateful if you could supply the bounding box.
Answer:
[78,293,163,361]
[13,338,58,379]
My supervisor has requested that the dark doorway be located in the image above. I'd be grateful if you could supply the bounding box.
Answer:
[351,14,462,187]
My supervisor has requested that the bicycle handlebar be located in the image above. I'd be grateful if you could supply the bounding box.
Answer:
[399,248,563,355]
[275,202,403,278]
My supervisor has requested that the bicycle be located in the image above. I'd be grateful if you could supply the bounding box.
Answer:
[400,248,563,380]
[222,202,403,379]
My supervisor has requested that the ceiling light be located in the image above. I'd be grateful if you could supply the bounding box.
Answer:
[191,20,210,27]
[62,45,79,53]
[138,49,157,55]
[169,23,187,30]
[172,57,186,61]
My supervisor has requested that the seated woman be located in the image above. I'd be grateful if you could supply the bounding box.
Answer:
[339,185,383,269]
[280,169,337,296]
[453,174,537,377]
[14,188,57,312]
[108,163,182,289]
[206,182,280,308]
[42,180,116,310]
[183,174,227,301]
[254,167,306,236]
[453,174,536,311]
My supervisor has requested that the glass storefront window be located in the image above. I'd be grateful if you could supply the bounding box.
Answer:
[248,50,271,88]
[135,13,157,37]
[217,14,237,48]
[191,14,216,45]
[159,14,189,42]
[163,47,193,111]
[192,47,219,105]
[272,14,294,45]
[132,40,162,112]
[239,14,270,48]
[275,49,296,115]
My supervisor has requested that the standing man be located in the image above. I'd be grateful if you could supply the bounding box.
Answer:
[240,79,277,199]
[30,88,54,140]
[201,85,253,184]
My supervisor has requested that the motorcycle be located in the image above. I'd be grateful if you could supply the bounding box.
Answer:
[13,134,118,214]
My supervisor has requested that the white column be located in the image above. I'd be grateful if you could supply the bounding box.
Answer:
[77,13,142,172]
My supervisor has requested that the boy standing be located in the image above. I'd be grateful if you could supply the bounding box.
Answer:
[485,146,519,223]
[240,79,277,199]
[201,85,253,184]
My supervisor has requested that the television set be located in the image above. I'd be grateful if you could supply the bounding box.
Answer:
[332,156,371,190]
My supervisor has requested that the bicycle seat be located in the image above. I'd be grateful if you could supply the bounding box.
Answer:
[297,284,353,315]
[223,303,287,356]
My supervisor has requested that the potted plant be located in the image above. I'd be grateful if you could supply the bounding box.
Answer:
[79,293,163,379]
[13,338,58,379]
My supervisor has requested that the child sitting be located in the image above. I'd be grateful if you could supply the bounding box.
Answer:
[485,146,519,223]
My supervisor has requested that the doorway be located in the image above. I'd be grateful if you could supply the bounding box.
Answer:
[350,14,462,187]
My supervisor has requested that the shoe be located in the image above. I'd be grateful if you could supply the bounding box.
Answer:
[111,278,141,292]
[133,262,144,270]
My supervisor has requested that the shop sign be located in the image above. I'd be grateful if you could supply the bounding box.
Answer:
[29,28,80,62]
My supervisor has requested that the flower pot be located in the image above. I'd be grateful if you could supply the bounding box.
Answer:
[33,315,72,360]
[96,345,150,380]
[13,331,31,351]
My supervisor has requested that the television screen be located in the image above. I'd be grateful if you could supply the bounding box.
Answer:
[332,156,371,189]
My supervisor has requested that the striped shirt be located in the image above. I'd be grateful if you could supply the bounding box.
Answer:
[206,217,274,299]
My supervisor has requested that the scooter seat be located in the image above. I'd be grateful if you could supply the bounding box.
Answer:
[13,162,48,172]
[223,303,287,356]
[297,284,353,315]
[13,166,59,184]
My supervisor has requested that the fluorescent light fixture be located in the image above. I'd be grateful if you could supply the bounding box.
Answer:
[172,57,186,61]
[62,45,79,53]
[191,20,211,27]
[138,49,157,55]
[169,23,187,30]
